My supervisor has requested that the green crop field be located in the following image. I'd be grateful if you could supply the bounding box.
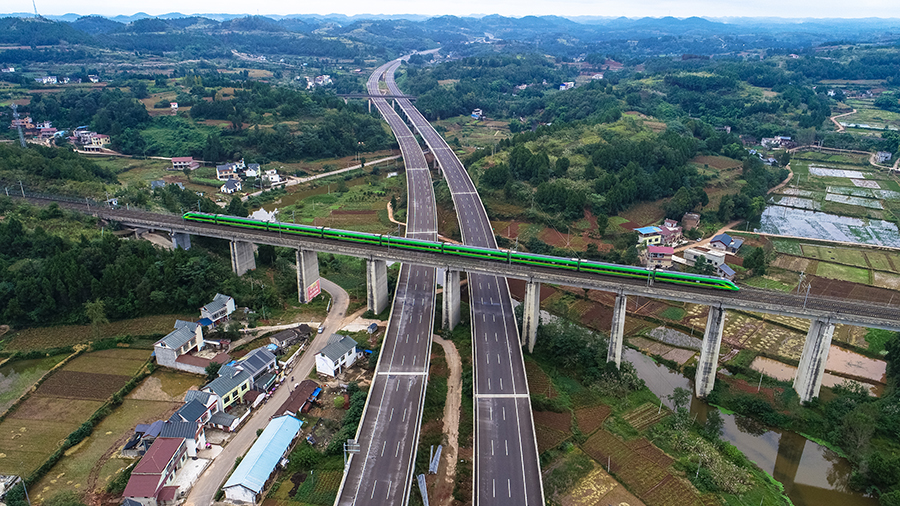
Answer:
[866,251,900,272]
[800,244,869,268]
[814,262,871,284]
[0,354,70,414]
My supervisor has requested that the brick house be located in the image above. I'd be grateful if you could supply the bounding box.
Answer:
[122,437,187,506]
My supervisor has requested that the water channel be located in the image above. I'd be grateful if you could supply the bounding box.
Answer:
[624,347,878,506]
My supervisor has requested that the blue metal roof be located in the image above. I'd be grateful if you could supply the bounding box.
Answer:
[223,415,302,493]
[635,226,661,235]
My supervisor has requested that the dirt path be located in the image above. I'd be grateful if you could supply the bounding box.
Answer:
[673,220,741,253]
[432,334,462,506]
[387,202,462,245]
[830,108,857,132]
[767,164,794,195]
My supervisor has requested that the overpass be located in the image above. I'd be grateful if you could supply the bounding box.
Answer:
[22,193,900,401]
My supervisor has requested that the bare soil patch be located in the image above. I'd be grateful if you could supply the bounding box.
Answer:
[36,370,129,400]
[533,410,572,433]
[574,405,611,435]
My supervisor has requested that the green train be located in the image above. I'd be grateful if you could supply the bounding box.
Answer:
[183,212,739,291]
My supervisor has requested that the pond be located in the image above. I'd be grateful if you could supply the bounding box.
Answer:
[624,347,878,506]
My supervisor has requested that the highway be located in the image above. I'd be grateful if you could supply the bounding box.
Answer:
[334,60,439,506]
[385,61,546,504]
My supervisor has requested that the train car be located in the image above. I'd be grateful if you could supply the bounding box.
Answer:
[182,212,738,291]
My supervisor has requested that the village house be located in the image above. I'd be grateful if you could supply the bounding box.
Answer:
[223,415,302,504]
[236,347,279,391]
[122,437,188,506]
[123,420,165,458]
[221,178,242,194]
[559,82,575,91]
[643,245,674,269]
[683,247,726,269]
[203,365,252,410]
[659,219,683,245]
[160,400,208,457]
[269,325,312,349]
[244,163,261,178]
[709,233,744,253]
[262,169,282,184]
[634,226,663,246]
[200,293,235,326]
[153,321,204,370]
[34,76,57,84]
[315,334,361,377]
[877,151,893,164]
[681,212,701,231]
[275,380,320,417]
[216,164,237,181]
[171,156,199,171]
[471,108,484,120]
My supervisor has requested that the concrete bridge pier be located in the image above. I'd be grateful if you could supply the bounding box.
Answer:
[229,240,256,276]
[793,319,835,403]
[172,232,191,250]
[695,305,726,398]
[522,280,541,352]
[296,249,321,303]
[442,269,461,331]
[606,293,627,369]
[366,259,389,315]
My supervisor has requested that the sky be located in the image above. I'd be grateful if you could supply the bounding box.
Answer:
[16,0,900,19]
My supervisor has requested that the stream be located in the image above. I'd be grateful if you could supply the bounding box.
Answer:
[624,347,878,506]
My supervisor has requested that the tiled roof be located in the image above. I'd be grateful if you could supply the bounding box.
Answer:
[719,264,736,276]
[184,390,212,405]
[123,474,162,499]
[156,324,197,351]
[711,233,733,245]
[238,348,276,376]
[647,246,673,254]
[277,380,319,415]
[319,335,357,363]
[133,437,184,475]
[160,420,198,440]
[223,178,241,190]
[209,411,238,427]
[170,400,206,423]
[201,293,232,316]
[224,416,302,493]
[204,368,251,398]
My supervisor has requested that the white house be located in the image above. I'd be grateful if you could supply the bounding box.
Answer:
[200,293,235,325]
[709,233,744,253]
[683,247,726,268]
[315,335,361,377]
[153,321,204,371]
[262,169,281,184]
[221,178,242,194]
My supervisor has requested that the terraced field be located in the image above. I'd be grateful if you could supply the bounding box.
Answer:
[621,403,670,432]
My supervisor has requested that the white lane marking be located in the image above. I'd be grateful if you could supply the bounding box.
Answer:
[506,439,509,455]
[503,406,507,419]
[475,393,530,399]
[379,371,427,376]
[395,442,401,457]
[381,441,387,456]
[493,479,496,498]
[371,483,377,499]
[403,407,408,422]
[495,332,498,342]
[491,439,494,456]
[500,378,503,391]
[386,480,392,500]
[508,479,512,498]
[487,378,491,390]
[389,408,394,422]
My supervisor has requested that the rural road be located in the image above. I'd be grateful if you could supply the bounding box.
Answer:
[183,277,349,506]
[241,155,401,202]
[830,108,857,132]
[432,335,462,506]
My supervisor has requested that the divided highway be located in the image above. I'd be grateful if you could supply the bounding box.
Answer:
[334,61,438,506]
[386,61,546,504]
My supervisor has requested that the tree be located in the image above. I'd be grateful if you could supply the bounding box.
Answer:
[596,214,609,237]
[702,409,725,441]
[205,361,223,382]
[225,196,249,217]
[183,167,191,181]
[689,256,717,276]
[669,387,691,411]
[777,150,791,167]
[744,246,768,276]
[84,298,108,340]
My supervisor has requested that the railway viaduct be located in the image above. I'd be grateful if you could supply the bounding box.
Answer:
[20,196,900,403]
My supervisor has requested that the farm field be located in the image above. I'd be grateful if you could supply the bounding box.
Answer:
[0,354,70,414]
[31,397,183,502]
[0,314,194,351]
[0,348,149,476]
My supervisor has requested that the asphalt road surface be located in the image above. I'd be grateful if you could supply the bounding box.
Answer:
[385,61,546,505]
[334,60,439,506]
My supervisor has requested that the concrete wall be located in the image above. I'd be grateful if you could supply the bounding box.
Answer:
[606,294,627,368]
[296,249,320,303]
[154,346,178,369]
[172,232,191,250]
[230,241,256,276]
[442,270,461,331]
[793,319,835,403]
[695,306,726,398]
[223,484,257,504]
[522,281,541,353]
[366,259,389,314]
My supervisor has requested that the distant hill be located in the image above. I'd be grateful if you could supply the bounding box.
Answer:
[0,16,91,45]
[70,15,123,34]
